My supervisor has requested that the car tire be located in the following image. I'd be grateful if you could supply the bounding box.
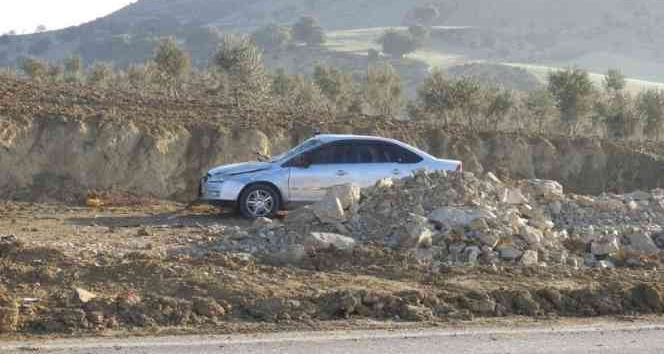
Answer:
[238,184,281,219]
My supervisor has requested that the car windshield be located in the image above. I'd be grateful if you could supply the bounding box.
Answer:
[269,138,322,162]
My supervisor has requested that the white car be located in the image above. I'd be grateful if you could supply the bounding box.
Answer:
[199,134,462,218]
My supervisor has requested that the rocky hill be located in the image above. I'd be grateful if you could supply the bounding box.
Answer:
[2,0,664,82]
[2,77,664,203]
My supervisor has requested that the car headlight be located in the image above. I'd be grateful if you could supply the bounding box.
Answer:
[207,174,225,184]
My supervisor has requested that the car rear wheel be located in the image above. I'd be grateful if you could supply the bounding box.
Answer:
[239,184,281,219]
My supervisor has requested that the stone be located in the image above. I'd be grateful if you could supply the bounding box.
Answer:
[326,184,361,210]
[626,201,639,211]
[428,207,496,228]
[304,232,356,251]
[527,179,563,201]
[625,190,651,201]
[475,232,500,248]
[271,244,307,265]
[520,250,539,266]
[591,237,620,256]
[519,225,543,245]
[251,217,274,229]
[626,233,659,255]
[375,178,394,188]
[528,216,555,231]
[465,296,496,315]
[575,195,596,207]
[497,245,523,260]
[399,304,434,321]
[583,253,597,267]
[401,214,434,249]
[596,260,615,268]
[549,201,563,215]
[193,297,226,317]
[464,246,481,265]
[594,199,624,212]
[469,217,490,231]
[502,188,528,205]
[74,288,97,304]
[136,227,151,237]
[311,197,345,222]
[486,172,502,184]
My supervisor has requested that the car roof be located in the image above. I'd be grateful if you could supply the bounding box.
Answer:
[315,134,399,143]
[313,134,436,159]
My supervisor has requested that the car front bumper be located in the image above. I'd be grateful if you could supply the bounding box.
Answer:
[198,177,245,202]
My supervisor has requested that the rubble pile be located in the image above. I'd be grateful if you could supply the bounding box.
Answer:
[230,171,664,268]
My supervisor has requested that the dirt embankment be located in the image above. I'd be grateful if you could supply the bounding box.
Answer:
[2,77,664,202]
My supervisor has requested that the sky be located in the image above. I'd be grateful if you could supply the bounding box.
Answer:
[0,0,136,34]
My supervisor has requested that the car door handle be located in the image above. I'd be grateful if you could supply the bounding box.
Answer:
[336,170,348,176]
[392,169,401,175]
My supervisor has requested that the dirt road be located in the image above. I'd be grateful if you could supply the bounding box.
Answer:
[2,322,664,353]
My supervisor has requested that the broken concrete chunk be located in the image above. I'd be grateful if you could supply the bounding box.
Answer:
[311,197,345,222]
[428,207,496,228]
[591,237,620,256]
[502,188,528,205]
[304,232,356,252]
[74,288,97,304]
[327,184,361,210]
[520,250,539,266]
[626,233,659,255]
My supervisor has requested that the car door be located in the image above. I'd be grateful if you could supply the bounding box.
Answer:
[346,140,402,187]
[286,141,355,202]
[383,142,425,177]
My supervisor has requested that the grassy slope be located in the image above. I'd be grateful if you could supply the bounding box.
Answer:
[325,27,664,94]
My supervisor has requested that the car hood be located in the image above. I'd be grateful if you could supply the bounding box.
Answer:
[208,162,272,177]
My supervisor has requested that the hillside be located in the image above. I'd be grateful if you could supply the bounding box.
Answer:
[2,0,664,83]
[3,76,664,203]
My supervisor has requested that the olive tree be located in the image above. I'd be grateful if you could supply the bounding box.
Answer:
[21,57,47,81]
[547,67,594,135]
[363,63,403,118]
[212,34,268,105]
[153,37,190,96]
[378,29,418,58]
[292,17,325,46]
[252,24,292,51]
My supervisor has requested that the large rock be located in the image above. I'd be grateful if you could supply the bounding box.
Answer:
[74,288,97,304]
[304,232,356,251]
[526,180,563,201]
[428,207,496,228]
[311,197,345,222]
[400,214,434,249]
[520,250,539,266]
[591,237,620,256]
[502,188,528,205]
[519,225,543,245]
[626,233,659,255]
[497,245,523,260]
[327,184,361,210]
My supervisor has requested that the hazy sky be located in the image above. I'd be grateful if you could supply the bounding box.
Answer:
[0,0,136,34]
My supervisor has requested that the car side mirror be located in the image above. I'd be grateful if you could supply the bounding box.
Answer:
[288,154,311,168]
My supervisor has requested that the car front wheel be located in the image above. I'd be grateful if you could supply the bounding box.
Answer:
[238,184,280,219]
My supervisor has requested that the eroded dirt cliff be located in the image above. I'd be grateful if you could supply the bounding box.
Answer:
[1,77,664,202]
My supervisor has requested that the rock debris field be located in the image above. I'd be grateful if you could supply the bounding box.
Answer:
[217,170,664,269]
[2,171,664,337]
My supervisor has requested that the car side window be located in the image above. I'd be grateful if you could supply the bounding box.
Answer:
[387,143,424,164]
[352,141,393,163]
[308,141,353,165]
